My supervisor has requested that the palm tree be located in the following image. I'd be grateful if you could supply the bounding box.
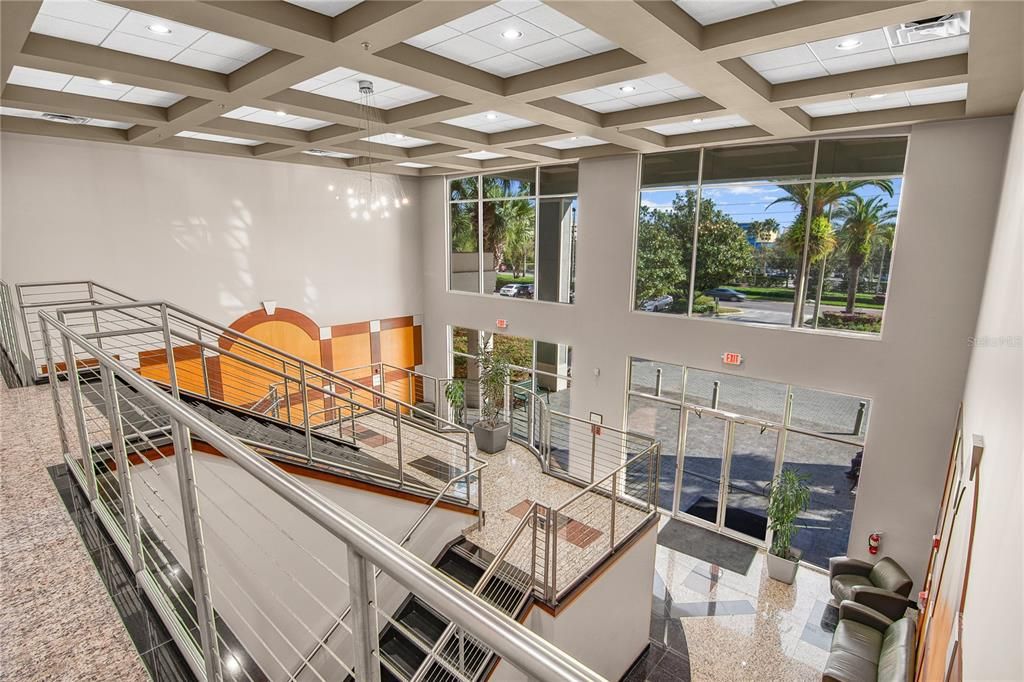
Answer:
[833,196,897,312]
[769,180,894,322]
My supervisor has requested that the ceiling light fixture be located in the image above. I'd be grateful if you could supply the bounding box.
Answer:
[836,38,863,50]
[276,110,287,116]
[868,93,886,99]
[501,28,523,40]
[485,112,498,120]
[570,136,579,140]
[147,23,172,35]
[98,78,114,86]
[619,84,636,93]
[691,117,703,123]
[394,133,405,139]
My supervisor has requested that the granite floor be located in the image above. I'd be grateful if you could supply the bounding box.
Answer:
[0,381,150,681]
[623,515,839,681]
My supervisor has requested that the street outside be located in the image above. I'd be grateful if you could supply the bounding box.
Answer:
[696,297,877,327]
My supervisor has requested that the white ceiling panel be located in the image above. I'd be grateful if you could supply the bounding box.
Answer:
[404,1,618,77]
[540,135,605,149]
[743,20,970,85]
[291,69,435,109]
[303,149,356,159]
[283,0,363,17]
[362,133,432,148]
[176,131,260,145]
[458,150,508,160]
[443,111,536,133]
[646,114,750,136]
[558,73,701,113]
[799,82,967,117]
[30,0,272,74]
[224,106,331,131]
[7,65,185,107]
[1,105,132,129]
[672,0,801,26]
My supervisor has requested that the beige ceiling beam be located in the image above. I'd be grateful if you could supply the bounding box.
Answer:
[962,0,1024,117]
[662,125,771,149]
[195,117,310,145]
[807,99,965,132]
[603,97,725,130]
[1,84,168,125]
[0,114,128,142]
[0,0,42,85]
[374,43,505,96]
[503,49,645,97]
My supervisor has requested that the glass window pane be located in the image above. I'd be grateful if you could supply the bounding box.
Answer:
[537,197,576,303]
[782,433,858,568]
[634,187,696,315]
[684,368,787,422]
[483,168,535,197]
[628,357,684,401]
[536,370,571,414]
[640,149,700,189]
[627,394,680,511]
[788,387,870,444]
[702,142,814,184]
[693,183,805,326]
[539,163,578,195]
[800,179,901,335]
[449,175,477,201]
[679,410,726,521]
[487,332,534,380]
[815,137,908,179]
[482,198,535,297]
[449,202,480,293]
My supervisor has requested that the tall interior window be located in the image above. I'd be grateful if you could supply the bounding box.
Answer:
[625,358,870,569]
[447,164,577,303]
[634,137,907,335]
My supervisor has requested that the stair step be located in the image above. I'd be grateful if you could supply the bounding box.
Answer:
[379,628,427,679]
[395,598,448,646]
[435,549,485,590]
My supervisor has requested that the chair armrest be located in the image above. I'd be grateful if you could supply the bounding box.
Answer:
[829,556,874,580]
[849,585,910,620]
[838,600,893,632]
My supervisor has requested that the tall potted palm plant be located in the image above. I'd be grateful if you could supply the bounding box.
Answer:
[473,348,511,453]
[765,470,812,584]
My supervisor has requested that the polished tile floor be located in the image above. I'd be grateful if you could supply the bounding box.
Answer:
[623,516,837,681]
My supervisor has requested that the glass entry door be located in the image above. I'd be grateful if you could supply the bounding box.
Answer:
[677,411,782,545]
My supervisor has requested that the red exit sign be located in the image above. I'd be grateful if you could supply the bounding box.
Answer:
[496,319,508,329]
[722,352,743,366]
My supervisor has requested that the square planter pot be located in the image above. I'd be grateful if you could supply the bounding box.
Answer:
[473,422,510,454]
[766,547,803,585]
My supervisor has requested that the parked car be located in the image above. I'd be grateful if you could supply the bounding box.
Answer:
[703,287,747,302]
[499,283,533,298]
[640,295,674,312]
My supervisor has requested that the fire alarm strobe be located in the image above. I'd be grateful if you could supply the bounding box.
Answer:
[722,352,742,366]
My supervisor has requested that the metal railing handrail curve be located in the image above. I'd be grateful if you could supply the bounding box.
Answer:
[39,309,605,682]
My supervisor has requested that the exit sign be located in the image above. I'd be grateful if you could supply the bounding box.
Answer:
[722,352,743,366]
[496,319,508,329]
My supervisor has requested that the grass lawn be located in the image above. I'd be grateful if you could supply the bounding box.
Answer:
[734,286,885,310]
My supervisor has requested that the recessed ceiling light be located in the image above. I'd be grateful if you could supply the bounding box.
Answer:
[394,133,405,139]
[836,38,863,50]
[147,23,172,35]
[485,113,498,120]
[570,136,578,140]
[98,78,114,86]
[691,117,703,123]
[619,85,636,93]
[276,110,287,116]
[868,93,886,99]
[501,28,523,40]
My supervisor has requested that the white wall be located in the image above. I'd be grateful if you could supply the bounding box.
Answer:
[959,92,1024,681]
[133,452,471,680]
[0,133,423,327]
[420,118,1013,586]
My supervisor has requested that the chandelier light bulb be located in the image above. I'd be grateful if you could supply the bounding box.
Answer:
[347,187,354,195]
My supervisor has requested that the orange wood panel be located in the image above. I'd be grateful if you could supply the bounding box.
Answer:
[380,325,415,368]
[331,332,372,372]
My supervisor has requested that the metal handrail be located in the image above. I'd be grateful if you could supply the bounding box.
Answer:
[40,309,604,682]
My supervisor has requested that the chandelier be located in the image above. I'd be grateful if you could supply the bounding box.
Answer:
[336,64,410,221]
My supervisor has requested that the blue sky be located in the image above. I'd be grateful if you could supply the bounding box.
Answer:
[641,178,903,232]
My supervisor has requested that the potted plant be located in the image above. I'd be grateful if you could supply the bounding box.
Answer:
[472,348,510,454]
[764,470,812,584]
[445,379,465,426]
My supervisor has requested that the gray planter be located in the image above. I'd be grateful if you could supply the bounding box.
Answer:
[473,422,510,454]
[766,547,802,584]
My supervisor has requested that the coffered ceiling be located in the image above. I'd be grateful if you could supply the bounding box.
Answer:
[1,0,1021,177]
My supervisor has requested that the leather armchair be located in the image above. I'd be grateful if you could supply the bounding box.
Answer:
[829,556,913,621]
[822,601,916,682]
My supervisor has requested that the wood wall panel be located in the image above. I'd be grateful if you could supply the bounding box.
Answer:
[380,326,416,368]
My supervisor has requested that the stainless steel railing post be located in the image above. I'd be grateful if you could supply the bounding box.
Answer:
[198,327,211,400]
[395,403,405,486]
[100,365,144,574]
[159,304,180,400]
[347,550,381,682]
[39,317,70,457]
[170,417,224,682]
[609,471,618,548]
[300,363,313,465]
[57,311,96,501]
[547,506,557,603]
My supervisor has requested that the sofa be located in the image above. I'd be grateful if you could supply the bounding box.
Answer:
[822,601,916,682]
[829,556,913,620]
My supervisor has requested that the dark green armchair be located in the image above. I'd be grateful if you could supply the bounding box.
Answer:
[822,601,916,682]
[829,556,913,621]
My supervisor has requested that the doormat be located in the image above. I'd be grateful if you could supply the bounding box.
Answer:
[657,517,757,575]
[684,497,768,541]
